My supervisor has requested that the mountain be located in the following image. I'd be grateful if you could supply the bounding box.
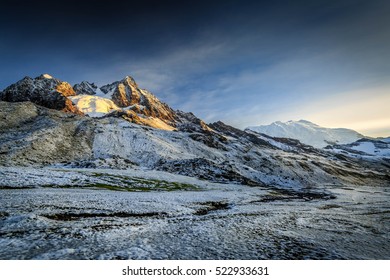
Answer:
[0,74,81,114]
[246,120,364,148]
[0,74,388,191]
[73,76,177,126]
[1,99,387,189]
[73,81,100,96]
[0,74,202,132]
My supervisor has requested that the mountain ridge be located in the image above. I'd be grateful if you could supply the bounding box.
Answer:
[247,120,365,148]
[1,99,388,189]
[0,73,389,191]
[0,74,194,131]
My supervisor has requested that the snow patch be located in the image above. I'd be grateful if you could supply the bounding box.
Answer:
[69,95,119,117]
[350,141,390,157]
[42,74,53,79]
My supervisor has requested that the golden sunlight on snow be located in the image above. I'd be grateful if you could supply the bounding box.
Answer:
[69,95,119,117]
[141,117,176,131]
[69,95,175,131]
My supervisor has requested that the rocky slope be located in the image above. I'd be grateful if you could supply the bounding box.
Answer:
[247,120,364,148]
[0,101,94,166]
[0,102,388,190]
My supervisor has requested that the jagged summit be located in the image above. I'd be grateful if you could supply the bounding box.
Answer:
[73,81,99,95]
[122,75,137,85]
[73,75,178,127]
[0,74,81,114]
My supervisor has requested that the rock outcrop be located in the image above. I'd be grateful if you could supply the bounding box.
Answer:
[71,76,178,128]
[0,74,82,114]
[73,81,99,95]
[100,76,177,124]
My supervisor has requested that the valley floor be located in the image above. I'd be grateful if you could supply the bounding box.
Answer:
[0,167,389,259]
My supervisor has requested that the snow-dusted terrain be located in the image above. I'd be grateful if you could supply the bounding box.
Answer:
[379,137,390,143]
[1,167,389,259]
[325,138,390,158]
[247,120,364,148]
[1,74,389,259]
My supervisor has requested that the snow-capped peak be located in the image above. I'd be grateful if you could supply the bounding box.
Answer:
[246,120,364,148]
[35,73,58,81]
[73,81,98,95]
[122,75,137,85]
[41,73,53,79]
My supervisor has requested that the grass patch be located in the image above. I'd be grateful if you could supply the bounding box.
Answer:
[41,173,201,192]
[90,173,201,192]
[89,183,128,192]
[251,188,337,203]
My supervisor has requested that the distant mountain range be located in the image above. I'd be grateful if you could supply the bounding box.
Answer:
[247,120,365,148]
[0,74,389,191]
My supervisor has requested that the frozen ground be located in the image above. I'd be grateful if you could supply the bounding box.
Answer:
[0,167,389,259]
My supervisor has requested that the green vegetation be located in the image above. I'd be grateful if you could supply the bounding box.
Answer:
[42,173,201,192]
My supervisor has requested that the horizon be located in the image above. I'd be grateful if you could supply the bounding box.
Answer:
[1,0,389,137]
[1,71,388,138]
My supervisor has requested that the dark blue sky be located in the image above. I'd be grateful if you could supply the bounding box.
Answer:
[1,0,389,136]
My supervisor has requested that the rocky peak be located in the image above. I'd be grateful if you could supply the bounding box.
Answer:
[0,74,81,114]
[100,75,142,107]
[0,73,216,131]
[176,110,212,132]
[73,81,98,95]
[99,76,177,124]
[122,75,137,86]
